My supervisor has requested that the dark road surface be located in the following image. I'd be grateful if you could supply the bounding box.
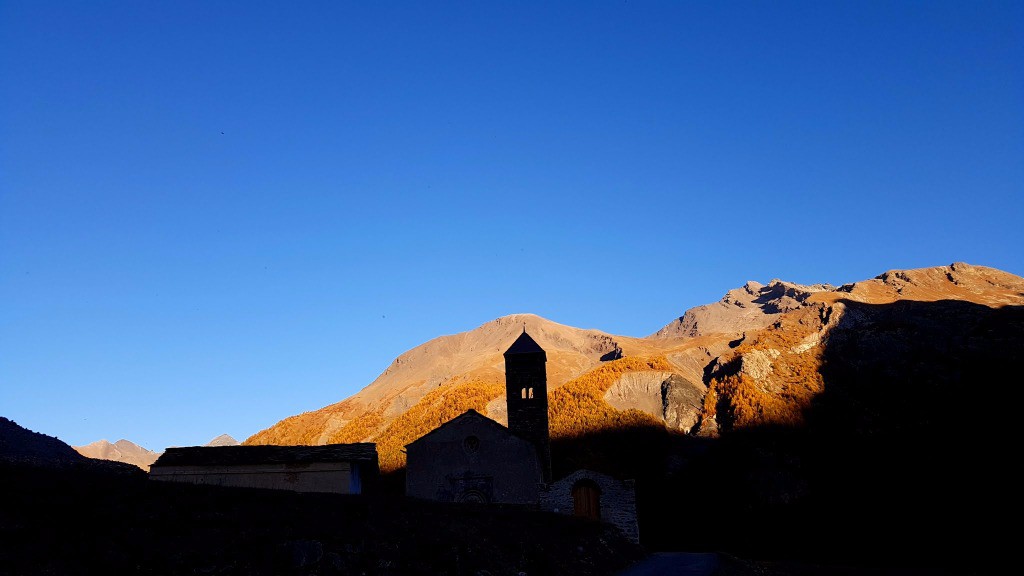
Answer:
[617,553,721,576]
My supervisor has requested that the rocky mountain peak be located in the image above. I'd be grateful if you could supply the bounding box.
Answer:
[653,278,831,339]
[836,263,1024,305]
[206,434,239,447]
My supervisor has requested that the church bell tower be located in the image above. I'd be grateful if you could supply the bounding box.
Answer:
[504,328,551,482]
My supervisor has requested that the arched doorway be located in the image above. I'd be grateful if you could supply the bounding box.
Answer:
[571,479,601,521]
[458,489,489,504]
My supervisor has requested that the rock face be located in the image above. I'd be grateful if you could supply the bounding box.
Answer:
[602,372,706,433]
[74,439,160,471]
[651,280,833,339]
[696,263,1024,436]
[604,372,674,420]
[660,375,707,433]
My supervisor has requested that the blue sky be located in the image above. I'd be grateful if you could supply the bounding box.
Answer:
[2,1,1021,451]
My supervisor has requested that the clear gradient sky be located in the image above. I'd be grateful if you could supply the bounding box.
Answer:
[2,1,1021,451]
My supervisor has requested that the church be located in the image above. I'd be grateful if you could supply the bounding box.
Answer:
[404,330,639,543]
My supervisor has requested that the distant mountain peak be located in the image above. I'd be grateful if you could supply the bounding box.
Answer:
[653,263,1024,339]
[206,434,239,447]
[74,438,160,471]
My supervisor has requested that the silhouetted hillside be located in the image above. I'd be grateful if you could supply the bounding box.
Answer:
[0,417,140,475]
[0,417,83,465]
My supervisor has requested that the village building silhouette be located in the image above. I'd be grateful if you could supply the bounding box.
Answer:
[150,330,638,543]
[404,330,638,541]
[149,443,378,494]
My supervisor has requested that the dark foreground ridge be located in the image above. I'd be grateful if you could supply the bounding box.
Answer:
[0,463,643,576]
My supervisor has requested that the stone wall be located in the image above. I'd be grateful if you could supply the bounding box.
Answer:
[539,469,639,543]
[149,461,357,494]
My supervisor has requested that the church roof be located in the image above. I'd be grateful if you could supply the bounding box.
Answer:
[404,409,527,448]
[504,330,546,357]
[151,443,378,468]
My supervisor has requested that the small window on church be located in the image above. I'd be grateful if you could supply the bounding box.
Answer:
[463,435,480,453]
[528,387,534,399]
[521,388,527,399]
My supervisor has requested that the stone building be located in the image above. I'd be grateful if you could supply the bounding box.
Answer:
[539,469,639,543]
[149,443,378,494]
[404,329,640,542]
[503,330,552,482]
[404,409,542,504]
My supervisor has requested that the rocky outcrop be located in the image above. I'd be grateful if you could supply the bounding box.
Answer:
[603,372,706,433]
[694,263,1024,437]
[837,262,1024,306]
[660,375,707,433]
[651,280,833,339]
[604,371,674,420]
[484,395,508,426]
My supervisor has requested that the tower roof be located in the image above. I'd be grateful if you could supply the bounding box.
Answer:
[504,330,546,358]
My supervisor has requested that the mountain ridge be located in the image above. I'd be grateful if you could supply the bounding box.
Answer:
[1,417,140,475]
[73,434,240,470]
[74,439,161,471]
[246,262,1024,472]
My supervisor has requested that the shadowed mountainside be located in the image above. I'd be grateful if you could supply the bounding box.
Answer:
[548,298,1024,570]
[696,263,1024,436]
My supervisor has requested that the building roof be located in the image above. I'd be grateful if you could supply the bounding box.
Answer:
[151,443,378,468]
[504,330,546,357]
[405,409,526,448]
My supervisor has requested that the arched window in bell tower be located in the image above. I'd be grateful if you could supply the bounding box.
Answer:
[528,387,534,399]
[521,388,527,399]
